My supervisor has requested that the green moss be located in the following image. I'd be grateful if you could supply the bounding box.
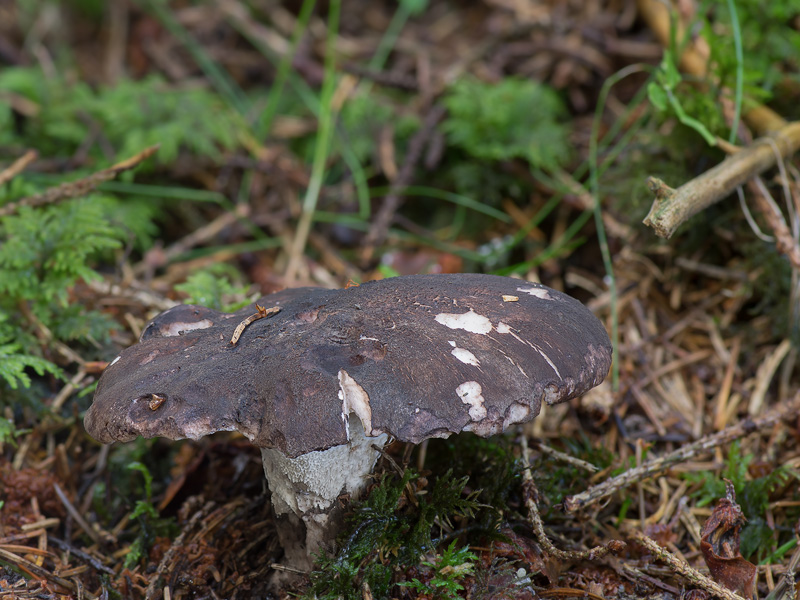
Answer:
[442,77,572,170]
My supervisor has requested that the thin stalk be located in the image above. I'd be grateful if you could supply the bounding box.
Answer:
[725,0,744,143]
[256,0,317,138]
[285,0,341,282]
[590,63,652,391]
[369,1,415,71]
[367,185,512,222]
[142,0,249,115]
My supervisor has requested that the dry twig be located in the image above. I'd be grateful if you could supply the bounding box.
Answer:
[359,104,447,264]
[0,150,37,187]
[0,145,159,218]
[643,122,800,238]
[531,440,599,473]
[53,483,104,546]
[747,176,800,270]
[630,530,746,600]
[637,0,800,238]
[0,545,96,599]
[521,439,625,561]
[563,392,800,513]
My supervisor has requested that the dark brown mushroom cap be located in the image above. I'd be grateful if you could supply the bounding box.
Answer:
[85,274,611,457]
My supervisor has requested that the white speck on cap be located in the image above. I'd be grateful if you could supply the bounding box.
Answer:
[448,341,480,367]
[161,319,214,336]
[434,309,492,334]
[456,381,486,420]
[517,287,553,300]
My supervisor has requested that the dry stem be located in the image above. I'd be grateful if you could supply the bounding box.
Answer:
[0,545,96,599]
[144,500,215,600]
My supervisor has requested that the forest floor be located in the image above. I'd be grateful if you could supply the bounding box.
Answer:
[1,1,799,599]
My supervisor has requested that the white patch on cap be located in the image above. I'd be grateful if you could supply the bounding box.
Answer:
[517,286,553,300]
[161,319,214,337]
[110,355,121,367]
[359,335,380,341]
[544,383,561,404]
[448,341,480,367]
[495,321,511,334]
[435,309,492,334]
[503,403,531,428]
[456,381,486,421]
[338,369,374,440]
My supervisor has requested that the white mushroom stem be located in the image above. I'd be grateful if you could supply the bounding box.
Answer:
[260,415,389,569]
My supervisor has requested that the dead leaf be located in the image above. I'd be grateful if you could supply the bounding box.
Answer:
[700,480,757,598]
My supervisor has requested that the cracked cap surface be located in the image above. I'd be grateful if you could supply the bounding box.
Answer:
[85,274,612,457]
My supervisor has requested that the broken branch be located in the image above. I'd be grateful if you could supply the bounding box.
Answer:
[643,121,800,238]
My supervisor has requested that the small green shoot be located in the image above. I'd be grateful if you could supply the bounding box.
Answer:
[0,417,19,449]
[174,265,253,311]
[399,540,478,600]
[369,0,429,72]
[647,50,717,146]
[285,0,342,281]
[122,461,175,570]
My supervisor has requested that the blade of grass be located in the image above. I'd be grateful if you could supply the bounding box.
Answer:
[487,74,653,266]
[490,194,562,261]
[368,0,419,71]
[94,181,229,204]
[337,137,372,220]
[94,180,272,242]
[285,0,342,282]
[367,185,512,223]
[308,216,491,264]
[225,4,321,117]
[256,0,317,138]
[447,204,467,241]
[140,0,250,116]
[170,238,284,263]
[494,210,591,276]
[725,0,744,144]
[589,63,652,391]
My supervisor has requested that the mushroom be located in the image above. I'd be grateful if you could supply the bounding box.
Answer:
[84,273,612,570]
